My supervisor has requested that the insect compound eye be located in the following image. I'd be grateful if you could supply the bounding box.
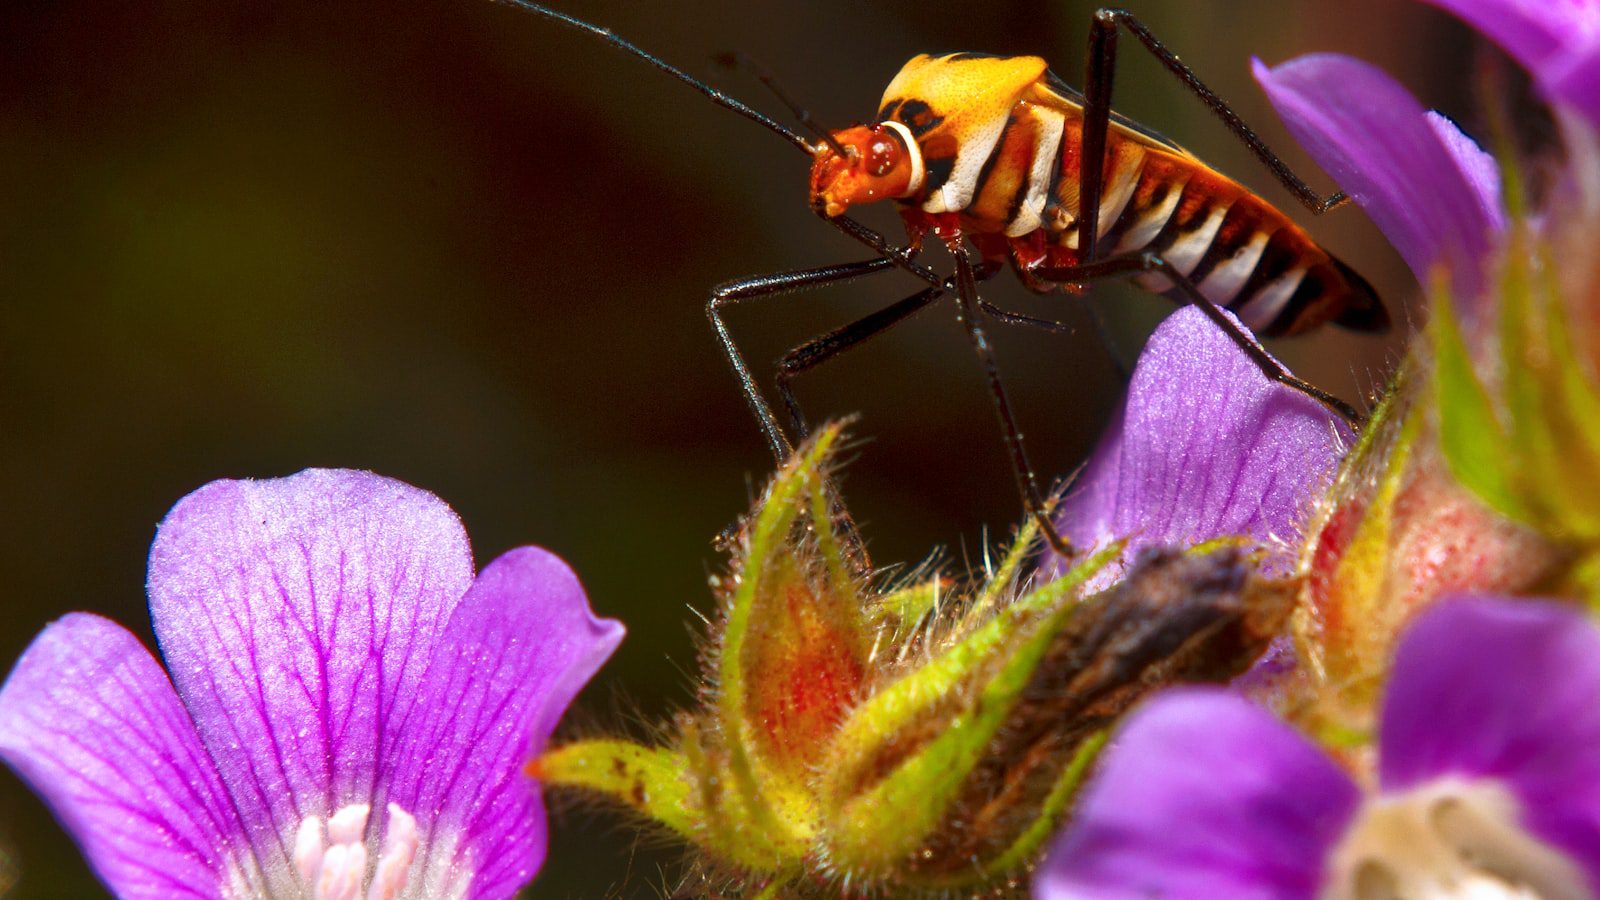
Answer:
[864,134,901,177]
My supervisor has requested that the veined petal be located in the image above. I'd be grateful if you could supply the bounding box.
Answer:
[146,469,475,874]
[0,615,241,899]
[1036,689,1358,899]
[1253,53,1504,303]
[1379,596,1600,887]
[382,547,624,899]
[1056,306,1349,588]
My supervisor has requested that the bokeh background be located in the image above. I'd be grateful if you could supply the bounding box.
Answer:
[0,1,1476,896]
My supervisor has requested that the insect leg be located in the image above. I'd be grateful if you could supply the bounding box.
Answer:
[775,284,945,441]
[1083,8,1349,236]
[977,301,1078,335]
[826,214,950,290]
[709,257,898,462]
[951,250,1076,558]
[1038,251,1362,422]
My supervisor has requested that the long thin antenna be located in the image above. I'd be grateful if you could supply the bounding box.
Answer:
[495,1,816,156]
[715,51,848,158]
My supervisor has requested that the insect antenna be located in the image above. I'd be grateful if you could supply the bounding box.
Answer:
[714,51,849,158]
[495,1,816,156]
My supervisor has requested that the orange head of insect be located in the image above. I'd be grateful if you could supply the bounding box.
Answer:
[808,122,923,218]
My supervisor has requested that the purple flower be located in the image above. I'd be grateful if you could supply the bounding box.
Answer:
[1055,305,1351,589]
[0,470,623,899]
[1254,53,1505,304]
[1035,596,1600,898]
[1418,0,1600,127]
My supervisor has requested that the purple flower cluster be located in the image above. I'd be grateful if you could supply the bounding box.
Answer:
[0,470,621,898]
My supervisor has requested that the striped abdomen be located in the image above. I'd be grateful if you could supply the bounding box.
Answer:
[1053,124,1385,337]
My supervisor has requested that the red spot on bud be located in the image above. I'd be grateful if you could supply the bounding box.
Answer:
[745,580,866,771]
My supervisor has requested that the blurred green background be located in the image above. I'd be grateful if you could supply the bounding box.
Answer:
[0,0,1471,896]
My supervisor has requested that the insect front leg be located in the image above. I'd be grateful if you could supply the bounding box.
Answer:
[976,301,1078,335]
[774,284,945,442]
[949,248,1077,559]
[708,257,898,462]
[1077,7,1350,266]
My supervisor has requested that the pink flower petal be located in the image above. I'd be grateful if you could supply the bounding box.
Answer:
[1253,53,1504,305]
[382,547,623,898]
[1416,0,1597,72]
[1380,596,1600,888]
[146,469,475,873]
[1056,306,1349,589]
[1036,689,1358,899]
[0,615,240,898]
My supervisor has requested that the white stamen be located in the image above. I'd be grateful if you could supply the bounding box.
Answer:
[1323,778,1589,900]
[317,843,366,900]
[289,802,420,900]
[367,804,419,900]
[327,805,371,845]
[294,816,325,884]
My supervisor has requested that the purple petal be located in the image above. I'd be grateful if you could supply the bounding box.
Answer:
[1055,306,1349,588]
[1547,45,1600,128]
[1379,595,1600,887]
[0,614,240,898]
[1036,689,1359,899]
[146,469,475,872]
[1420,0,1600,128]
[1254,53,1504,303]
[382,547,623,899]
[1415,0,1596,73]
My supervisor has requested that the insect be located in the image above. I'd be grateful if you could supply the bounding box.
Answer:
[502,2,1389,558]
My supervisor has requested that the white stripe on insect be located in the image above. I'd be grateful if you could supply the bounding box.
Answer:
[1236,266,1307,329]
[1112,176,1187,254]
[923,110,1012,214]
[1093,148,1147,240]
[881,120,926,197]
[1198,229,1270,303]
[1005,106,1067,237]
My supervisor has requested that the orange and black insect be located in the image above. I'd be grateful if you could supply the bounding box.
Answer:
[502,3,1389,557]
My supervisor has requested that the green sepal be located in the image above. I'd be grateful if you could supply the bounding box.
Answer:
[1432,285,1523,521]
[868,577,946,632]
[816,543,1119,873]
[533,739,697,838]
[1431,223,1600,543]
[713,422,859,858]
[823,590,1074,873]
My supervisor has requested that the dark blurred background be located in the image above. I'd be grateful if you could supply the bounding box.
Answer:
[0,1,1473,896]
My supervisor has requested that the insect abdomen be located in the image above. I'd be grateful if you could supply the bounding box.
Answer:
[1064,133,1386,337]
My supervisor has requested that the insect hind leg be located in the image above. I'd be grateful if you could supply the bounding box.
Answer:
[1077,8,1349,267]
[1035,250,1363,423]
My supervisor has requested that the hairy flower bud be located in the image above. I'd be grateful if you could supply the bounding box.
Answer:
[535,425,1296,895]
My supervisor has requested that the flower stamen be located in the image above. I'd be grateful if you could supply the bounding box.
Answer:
[1324,779,1588,899]
[292,803,419,900]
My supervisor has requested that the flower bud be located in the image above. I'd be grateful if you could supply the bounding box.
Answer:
[537,425,1298,893]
